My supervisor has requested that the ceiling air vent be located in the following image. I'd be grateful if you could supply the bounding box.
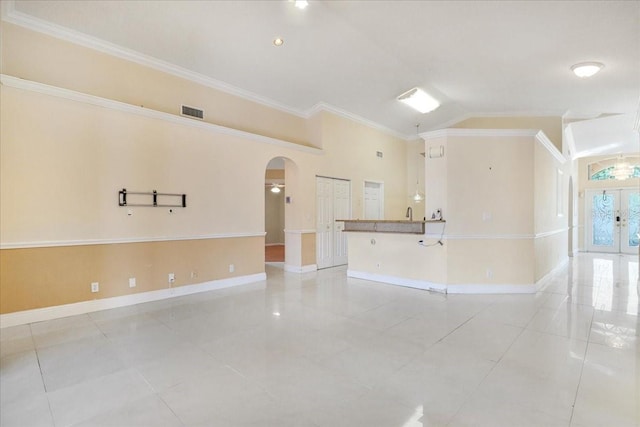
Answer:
[181,105,204,120]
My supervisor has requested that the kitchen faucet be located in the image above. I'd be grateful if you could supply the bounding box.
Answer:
[406,206,413,221]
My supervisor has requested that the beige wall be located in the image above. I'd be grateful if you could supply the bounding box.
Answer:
[1,23,311,146]
[0,24,409,315]
[453,116,563,152]
[348,130,566,291]
[0,237,264,314]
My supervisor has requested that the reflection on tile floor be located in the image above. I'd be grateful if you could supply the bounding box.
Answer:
[1,253,638,426]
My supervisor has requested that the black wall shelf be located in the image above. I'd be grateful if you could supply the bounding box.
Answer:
[118,188,186,208]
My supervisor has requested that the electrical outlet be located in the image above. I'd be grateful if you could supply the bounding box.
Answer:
[486,268,493,279]
[91,282,99,293]
[229,264,235,273]
[168,273,175,284]
[190,271,198,279]
[129,277,136,288]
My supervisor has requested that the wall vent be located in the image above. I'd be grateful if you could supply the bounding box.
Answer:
[181,105,204,120]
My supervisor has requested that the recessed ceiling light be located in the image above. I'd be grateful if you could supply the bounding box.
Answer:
[294,0,309,9]
[273,37,284,47]
[571,62,604,78]
[397,88,440,114]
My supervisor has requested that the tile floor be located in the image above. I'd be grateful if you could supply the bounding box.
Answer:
[1,253,638,427]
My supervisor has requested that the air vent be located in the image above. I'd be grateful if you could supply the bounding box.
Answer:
[181,105,204,120]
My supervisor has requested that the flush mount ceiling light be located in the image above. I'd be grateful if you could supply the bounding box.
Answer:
[270,183,282,193]
[397,88,440,114]
[571,62,604,78]
[294,0,309,9]
[273,37,284,47]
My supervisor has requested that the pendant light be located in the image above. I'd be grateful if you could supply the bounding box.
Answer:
[412,124,424,203]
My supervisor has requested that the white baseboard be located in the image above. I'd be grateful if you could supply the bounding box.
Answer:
[284,264,318,273]
[534,257,570,292]
[447,283,536,294]
[347,270,447,293]
[0,272,266,328]
[348,270,538,294]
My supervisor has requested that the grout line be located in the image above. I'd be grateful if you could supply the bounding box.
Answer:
[568,307,595,425]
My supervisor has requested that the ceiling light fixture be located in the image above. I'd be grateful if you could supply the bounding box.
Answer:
[270,184,281,193]
[611,156,633,180]
[571,62,604,78]
[397,88,440,114]
[273,37,284,47]
[294,0,309,9]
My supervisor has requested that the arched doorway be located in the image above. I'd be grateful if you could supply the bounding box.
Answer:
[265,157,286,264]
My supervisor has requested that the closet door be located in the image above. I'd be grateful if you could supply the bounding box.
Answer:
[333,179,351,266]
[316,177,351,269]
[316,177,334,269]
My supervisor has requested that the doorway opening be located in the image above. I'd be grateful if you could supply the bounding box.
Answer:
[265,158,286,263]
[586,188,639,254]
[363,180,384,219]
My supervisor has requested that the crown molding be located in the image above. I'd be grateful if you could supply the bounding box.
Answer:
[1,74,323,155]
[306,102,409,140]
[1,1,411,142]
[1,1,306,118]
[420,128,566,164]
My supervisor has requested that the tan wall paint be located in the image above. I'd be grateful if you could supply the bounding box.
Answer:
[1,23,311,146]
[0,236,264,314]
[447,239,535,285]
[347,232,447,284]
[301,233,316,266]
[315,112,409,221]
[445,135,534,236]
[452,116,563,152]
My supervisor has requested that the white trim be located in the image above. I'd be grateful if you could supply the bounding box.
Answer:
[535,256,569,291]
[423,229,567,240]
[1,2,408,142]
[307,102,408,140]
[0,75,323,155]
[284,264,317,273]
[419,128,565,165]
[0,232,266,250]
[347,270,447,293]
[421,128,540,139]
[283,229,317,234]
[0,273,266,328]
[1,2,304,118]
[535,131,566,164]
[447,283,537,294]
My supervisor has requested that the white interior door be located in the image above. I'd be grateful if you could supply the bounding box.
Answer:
[333,179,351,266]
[316,177,334,269]
[586,189,640,254]
[364,181,383,220]
[317,176,351,269]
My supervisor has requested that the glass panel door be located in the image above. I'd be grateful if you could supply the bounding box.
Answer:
[586,189,640,254]
[587,191,618,253]
[621,189,640,254]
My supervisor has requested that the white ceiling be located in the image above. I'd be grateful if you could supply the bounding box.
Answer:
[6,0,640,153]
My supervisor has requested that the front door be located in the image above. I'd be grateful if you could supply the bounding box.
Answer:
[586,189,639,254]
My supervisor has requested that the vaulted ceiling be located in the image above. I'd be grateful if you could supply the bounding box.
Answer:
[4,0,639,154]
